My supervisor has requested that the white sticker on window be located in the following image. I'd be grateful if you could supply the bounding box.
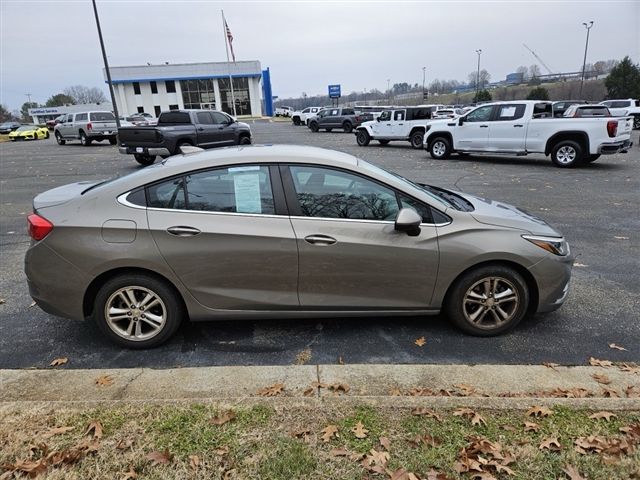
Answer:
[233,173,262,213]
[229,166,260,172]
[500,106,517,118]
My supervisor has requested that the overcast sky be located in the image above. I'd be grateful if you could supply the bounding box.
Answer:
[1,0,639,110]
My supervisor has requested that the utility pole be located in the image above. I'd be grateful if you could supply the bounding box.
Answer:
[92,0,120,128]
[579,21,594,99]
[475,49,482,102]
[25,93,32,104]
[387,79,391,103]
[422,67,426,101]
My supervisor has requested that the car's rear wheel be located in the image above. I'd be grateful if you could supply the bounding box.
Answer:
[93,274,183,349]
[551,140,583,168]
[55,132,65,145]
[429,137,451,159]
[293,117,301,126]
[342,121,353,133]
[445,265,529,336]
[79,131,91,146]
[410,130,424,149]
[134,154,156,166]
[356,129,370,146]
[378,139,390,146]
[109,136,117,145]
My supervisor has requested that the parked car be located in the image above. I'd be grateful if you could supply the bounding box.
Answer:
[117,109,252,166]
[552,100,586,118]
[433,108,463,119]
[563,104,611,118]
[290,106,323,126]
[8,125,49,141]
[54,111,118,146]
[422,101,633,167]
[308,107,373,133]
[275,106,293,117]
[25,144,573,348]
[0,121,21,134]
[46,115,65,130]
[599,99,640,129]
[355,106,440,148]
[120,116,152,126]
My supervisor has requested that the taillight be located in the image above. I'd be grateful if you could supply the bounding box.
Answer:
[87,122,93,131]
[27,214,53,241]
[606,120,617,138]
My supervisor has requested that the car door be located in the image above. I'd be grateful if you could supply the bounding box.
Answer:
[146,164,299,310]
[194,111,219,147]
[390,109,407,138]
[371,110,393,138]
[454,105,494,150]
[211,111,236,145]
[282,164,440,309]
[487,104,527,151]
[315,110,329,128]
[59,114,74,137]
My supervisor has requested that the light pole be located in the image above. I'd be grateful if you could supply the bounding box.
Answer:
[475,49,482,102]
[579,21,594,98]
[92,0,120,128]
[363,88,367,105]
[422,67,426,101]
[387,79,391,102]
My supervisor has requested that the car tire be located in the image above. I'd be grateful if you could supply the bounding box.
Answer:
[239,135,251,145]
[445,265,529,337]
[109,136,117,145]
[429,137,451,159]
[175,140,193,154]
[586,154,600,163]
[551,140,583,168]
[93,273,184,349]
[410,131,424,149]
[79,131,91,146]
[55,132,65,145]
[134,154,156,166]
[633,116,640,130]
[343,121,353,133]
[45,131,50,139]
[378,140,390,146]
[293,117,301,126]
[356,129,370,146]
[309,121,319,132]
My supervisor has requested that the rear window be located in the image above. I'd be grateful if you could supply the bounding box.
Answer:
[90,112,115,121]
[158,112,191,124]
[576,107,610,116]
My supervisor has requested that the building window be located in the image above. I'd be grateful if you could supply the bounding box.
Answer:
[154,106,161,117]
[137,106,144,113]
[218,77,251,116]
[150,81,158,94]
[169,104,179,110]
[180,79,216,110]
[165,81,176,93]
[133,82,141,95]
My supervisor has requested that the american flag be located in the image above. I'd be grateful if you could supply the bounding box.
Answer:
[224,18,236,62]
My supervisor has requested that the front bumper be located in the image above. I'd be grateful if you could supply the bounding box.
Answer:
[598,139,633,155]
[119,146,171,157]
[528,252,574,313]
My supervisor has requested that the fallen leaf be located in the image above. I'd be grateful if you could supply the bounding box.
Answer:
[414,336,426,347]
[213,446,229,455]
[29,300,37,307]
[320,424,339,443]
[146,449,173,465]
[625,385,640,398]
[591,373,611,385]
[453,408,486,426]
[351,421,369,439]
[256,382,284,396]
[539,437,562,451]
[454,383,478,396]
[609,343,627,351]
[562,465,587,480]
[41,426,74,438]
[295,348,311,365]
[543,362,560,370]
[589,411,617,421]
[291,428,312,442]
[614,236,629,240]
[330,448,350,457]
[601,387,620,398]
[389,387,402,396]
[527,405,553,417]
[116,438,134,450]
[49,357,68,367]
[618,363,640,374]
[120,467,138,480]
[411,407,443,421]
[189,455,200,469]
[589,357,613,367]
[95,374,114,387]
[210,410,236,426]
[524,421,540,432]
[303,386,315,396]
[328,383,350,394]
[573,262,589,268]
[84,420,103,439]
[379,436,391,451]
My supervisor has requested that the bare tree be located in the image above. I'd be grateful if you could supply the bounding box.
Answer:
[516,65,529,81]
[63,85,107,104]
[528,64,542,79]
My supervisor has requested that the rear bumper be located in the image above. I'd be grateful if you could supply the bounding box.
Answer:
[598,139,633,154]
[119,146,171,157]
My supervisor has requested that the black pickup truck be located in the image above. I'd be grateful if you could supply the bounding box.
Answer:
[118,109,252,166]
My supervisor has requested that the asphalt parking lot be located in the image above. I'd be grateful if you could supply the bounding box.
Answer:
[1,122,638,369]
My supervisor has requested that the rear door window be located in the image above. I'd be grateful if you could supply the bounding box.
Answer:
[147,178,186,209]
[90,112,115,121]
[495,104,526,121]
[158,112,191,124]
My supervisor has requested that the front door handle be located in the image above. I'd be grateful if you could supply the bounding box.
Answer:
[513,124,524,128]
[304,234,337,246]
[479,125,489,128]
[167,226,201,237]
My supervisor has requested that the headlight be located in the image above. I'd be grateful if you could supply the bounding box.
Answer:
[522,235,569,256]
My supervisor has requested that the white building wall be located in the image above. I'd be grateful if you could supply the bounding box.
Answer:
[249,77,262,116]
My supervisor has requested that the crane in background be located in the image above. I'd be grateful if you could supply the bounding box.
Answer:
[522,44,556,75]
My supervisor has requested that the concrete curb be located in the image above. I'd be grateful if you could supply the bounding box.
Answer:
[2,364,638,409]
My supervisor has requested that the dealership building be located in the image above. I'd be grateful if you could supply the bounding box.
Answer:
[103,61,273,118]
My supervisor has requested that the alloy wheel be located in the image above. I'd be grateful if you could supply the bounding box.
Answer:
[432,141,446,157]
[104,286,167,341]
[555,145,576,164]
[462,277,520,330]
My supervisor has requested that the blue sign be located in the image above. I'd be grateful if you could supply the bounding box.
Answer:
[328,84,341,98]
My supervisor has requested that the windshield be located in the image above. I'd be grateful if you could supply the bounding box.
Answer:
[378,110,391,121]
[16,126,34,131]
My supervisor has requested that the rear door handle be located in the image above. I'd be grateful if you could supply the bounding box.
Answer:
[514,124,524,128]
[167,226,201,236]
[304,234,337,246]
[479,125,489,128]
[197,127,204,131]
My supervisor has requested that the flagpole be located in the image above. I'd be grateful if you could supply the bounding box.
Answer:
[221,10,237,117]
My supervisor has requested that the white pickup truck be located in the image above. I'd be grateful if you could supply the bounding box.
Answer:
[422,101,633,168]
[290,106,323,126]
[599,99,640,130]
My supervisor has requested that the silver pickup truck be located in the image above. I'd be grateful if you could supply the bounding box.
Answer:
[54,111,118,146]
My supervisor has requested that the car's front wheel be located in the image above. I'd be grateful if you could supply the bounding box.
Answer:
[55,132,65,145]
[445,265,529,336]
[93,274,184,349]
[356,129,370,146]
[429,137,451,159]
[45,131,50,139]
[309,121,319,132]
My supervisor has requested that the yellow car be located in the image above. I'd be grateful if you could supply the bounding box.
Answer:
[8,125,50,141]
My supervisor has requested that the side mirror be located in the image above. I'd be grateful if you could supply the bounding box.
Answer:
[458,117,465,126]
[376,117,381,122]
[394,208,422,236]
